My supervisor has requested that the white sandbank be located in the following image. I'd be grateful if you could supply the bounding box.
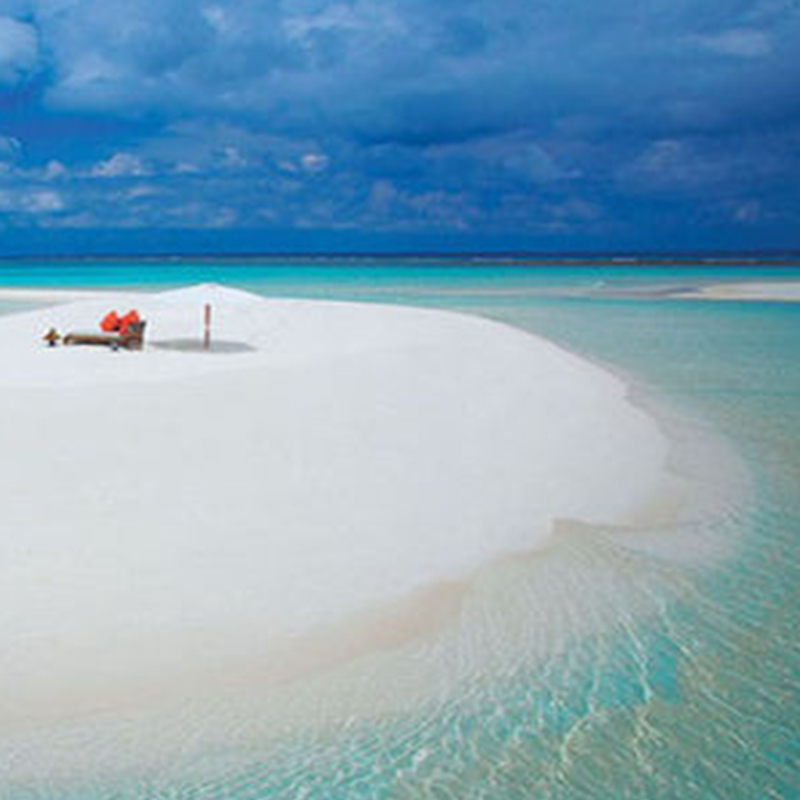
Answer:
[0,284,669,726]
[681,280,800,302]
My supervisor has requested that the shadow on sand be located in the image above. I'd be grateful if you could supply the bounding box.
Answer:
[150,338,257,354]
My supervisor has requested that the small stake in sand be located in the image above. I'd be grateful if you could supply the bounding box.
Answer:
[204,303,212,351]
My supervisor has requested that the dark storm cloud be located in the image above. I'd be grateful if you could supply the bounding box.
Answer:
[0,0,797,249]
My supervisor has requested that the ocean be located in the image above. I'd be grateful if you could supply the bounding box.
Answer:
[1,259,799,799]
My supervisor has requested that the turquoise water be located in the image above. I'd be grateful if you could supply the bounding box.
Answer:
[0,257,796,299]
[2,261,799,799]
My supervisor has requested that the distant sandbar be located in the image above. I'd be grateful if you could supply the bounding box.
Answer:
[674,281,800,302]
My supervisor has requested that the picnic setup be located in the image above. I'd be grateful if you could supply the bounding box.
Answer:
[41,300,221,353]
[44,309,146,351]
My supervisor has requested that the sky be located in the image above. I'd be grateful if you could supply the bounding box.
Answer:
[0,0,798,254]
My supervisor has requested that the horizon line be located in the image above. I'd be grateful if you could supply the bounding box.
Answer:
[1,248,799,265]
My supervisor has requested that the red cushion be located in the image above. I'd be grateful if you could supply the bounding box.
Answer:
[119,310,141,335]
[100,311,120,332]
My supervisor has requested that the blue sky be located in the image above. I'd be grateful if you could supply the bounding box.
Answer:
[0,0,798,253]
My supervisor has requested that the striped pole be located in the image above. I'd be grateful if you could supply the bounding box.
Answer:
[204,303,211,350]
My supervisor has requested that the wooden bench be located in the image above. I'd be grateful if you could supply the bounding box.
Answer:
[63,321,146,351]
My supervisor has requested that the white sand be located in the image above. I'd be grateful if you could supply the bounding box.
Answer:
[683,280,800,302]
[0,284,669,726]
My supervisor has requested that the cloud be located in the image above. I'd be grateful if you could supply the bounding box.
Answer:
[173,161,201,174]
[425,133,580,186]
[200,6,228,35]
[125,183,161,200]
[691,28,772,57]
[366,179,477,230]
[0,134,22,161]
[616,130,796,221]
[0,0,793,248]
[0,17,38,84]
[300,152,330,173]
[0,189,64,214]
[42,160,68,180]
[283,3,402,46]
[207,207,238,228]
[547,198,601,223]
[220,146,248,169]
[24,190,65,213]
[14,0,797,150]
[629,140,693,178]
[34,0,288,111]
[619,139,736,192]
[0,2,680,132]
[39,211,97,229]
[138,119,335,179]
[733,199,762,222]
[90,152,149,178]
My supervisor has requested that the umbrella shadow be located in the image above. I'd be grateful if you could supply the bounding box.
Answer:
[150,338,257,354]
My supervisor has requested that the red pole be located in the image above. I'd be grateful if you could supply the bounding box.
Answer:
[204,303,211,350]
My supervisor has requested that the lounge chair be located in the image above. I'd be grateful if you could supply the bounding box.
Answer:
[63,321,146,351]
